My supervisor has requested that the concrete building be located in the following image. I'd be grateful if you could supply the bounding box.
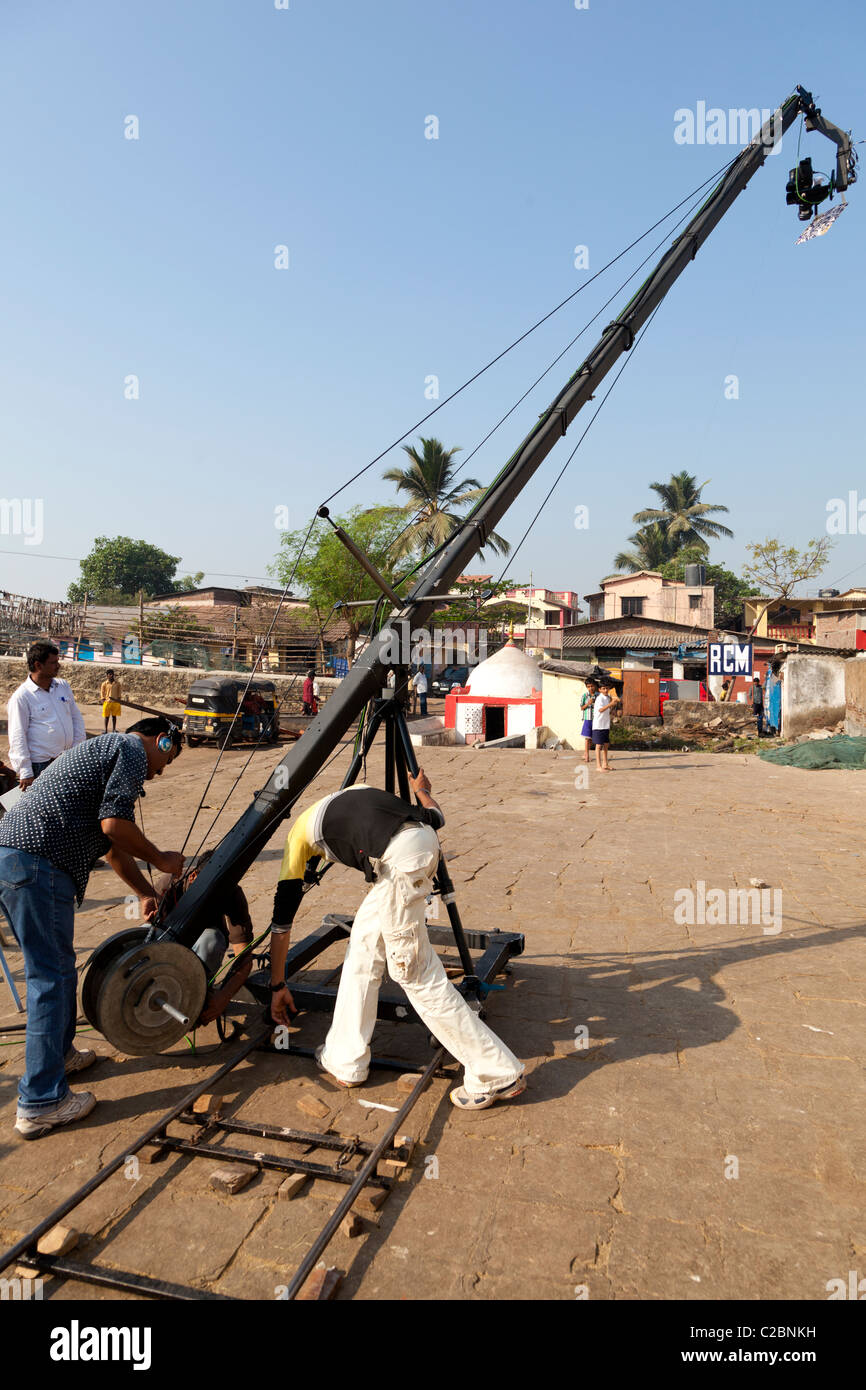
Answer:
[743,587,866,646]
[584,571,714,628]
[484,585,581,638]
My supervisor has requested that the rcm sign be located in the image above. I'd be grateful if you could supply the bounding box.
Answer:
[708,642,753,676]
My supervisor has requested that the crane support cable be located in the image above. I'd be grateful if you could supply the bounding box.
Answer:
[153,92,829,949]
[318,152,744,508]
[398,166,735,588]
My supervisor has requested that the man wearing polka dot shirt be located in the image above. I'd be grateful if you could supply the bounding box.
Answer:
[0,717,185,1139]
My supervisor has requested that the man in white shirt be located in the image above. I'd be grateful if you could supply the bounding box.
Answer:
[411,666,428,716]
[7,642,87,790]
[592,680,614,772]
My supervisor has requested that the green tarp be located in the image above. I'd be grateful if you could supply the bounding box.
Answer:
[758,735,866,771]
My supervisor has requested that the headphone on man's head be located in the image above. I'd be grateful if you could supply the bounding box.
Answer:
[156,733,174,753]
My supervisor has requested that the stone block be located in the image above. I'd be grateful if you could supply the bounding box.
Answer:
[209,1166,256,1195]
[36,1224,79,1257]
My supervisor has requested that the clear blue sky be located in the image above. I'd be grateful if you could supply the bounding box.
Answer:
[1,0,863,607]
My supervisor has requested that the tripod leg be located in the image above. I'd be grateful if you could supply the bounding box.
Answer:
[341,700,386,788]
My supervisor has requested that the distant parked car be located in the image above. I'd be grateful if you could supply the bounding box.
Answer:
[431,664,470,696]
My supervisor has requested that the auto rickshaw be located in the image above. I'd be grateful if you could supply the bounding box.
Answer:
[183,677,279,747]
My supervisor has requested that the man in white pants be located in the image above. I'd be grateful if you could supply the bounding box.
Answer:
[268,774,525,1110]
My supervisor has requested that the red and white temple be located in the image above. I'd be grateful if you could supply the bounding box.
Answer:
[444,642,542,744]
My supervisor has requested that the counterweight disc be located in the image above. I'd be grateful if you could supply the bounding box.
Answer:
[79,927,150,1029]
[94,941,207,1055]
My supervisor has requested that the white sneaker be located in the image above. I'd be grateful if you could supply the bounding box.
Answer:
[15,1090,97,1140]
[64,1046,97,1075]
[450,1076,526,1110]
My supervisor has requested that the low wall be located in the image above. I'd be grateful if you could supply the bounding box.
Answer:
[845,657,866,737]
[0,655,339,716]
[661,701,755,732]
[781,654,847,738]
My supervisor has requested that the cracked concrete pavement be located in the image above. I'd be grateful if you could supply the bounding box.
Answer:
[1,710,864,1300]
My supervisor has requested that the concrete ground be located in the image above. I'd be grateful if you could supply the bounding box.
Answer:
[0,711,864,1301]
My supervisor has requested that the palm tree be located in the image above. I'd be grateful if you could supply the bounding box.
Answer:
[632,470,733,552]
[383,437,510,559]
[613,523,677,574]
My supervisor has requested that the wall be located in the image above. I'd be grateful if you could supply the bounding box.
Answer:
[662,701,755,732]
[781,653,847,737]
[541,670,587,749]
[0,655,339,715]
[845,657,866,737]
[815,610,866,648]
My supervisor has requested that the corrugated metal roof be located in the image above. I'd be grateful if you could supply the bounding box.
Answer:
[562,631,704,650]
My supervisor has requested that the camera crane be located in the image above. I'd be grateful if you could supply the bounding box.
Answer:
[81,86,856,1053]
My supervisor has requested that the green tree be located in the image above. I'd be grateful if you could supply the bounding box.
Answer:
[658,546,760,629]
[632,471,733,553]
[742,537,835,636]
[269,505,409,661]
[67,536,202,603]
[613,523,678,573]
[383,436,510,559]
[432,577,526,630]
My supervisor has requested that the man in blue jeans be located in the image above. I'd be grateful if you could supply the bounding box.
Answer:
[0,717,185,1139]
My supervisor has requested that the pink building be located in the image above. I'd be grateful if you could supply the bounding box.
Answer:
[483,585,581,637]
[584,571,714,628]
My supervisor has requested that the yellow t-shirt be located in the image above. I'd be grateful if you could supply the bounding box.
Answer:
[101,679,122,701]
[278,798,328,883]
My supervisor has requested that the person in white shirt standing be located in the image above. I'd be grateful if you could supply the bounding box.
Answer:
[411,666,428,716]
[7,642,87,790]
[592,679,614,772]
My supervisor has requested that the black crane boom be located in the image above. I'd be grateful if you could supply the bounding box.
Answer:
[158,88,853,946]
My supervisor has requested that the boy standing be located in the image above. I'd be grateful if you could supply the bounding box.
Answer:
[592,680,613,773]
[580,678,598,763]
[100,668,123,732]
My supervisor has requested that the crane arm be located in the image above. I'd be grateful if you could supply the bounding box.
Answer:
[159,87,853,945]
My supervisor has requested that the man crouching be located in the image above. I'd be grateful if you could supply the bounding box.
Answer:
[267,771,525,1111]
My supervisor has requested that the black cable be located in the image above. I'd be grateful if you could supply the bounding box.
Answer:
[178,515,318,857]
[185,603,339,865]
[489,303,665,587]
[384,169,725,593]
[318,151,742,510]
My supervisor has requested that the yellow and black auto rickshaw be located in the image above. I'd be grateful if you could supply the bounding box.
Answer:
[183,677,279,747]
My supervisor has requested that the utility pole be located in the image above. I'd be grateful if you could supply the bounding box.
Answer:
[231,607,238,667]
[138,590,144,665]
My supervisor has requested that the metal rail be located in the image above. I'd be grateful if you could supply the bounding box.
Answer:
[0,1024,448,1300]
[0,1027,268,1277]
[283,1047,444,1300]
